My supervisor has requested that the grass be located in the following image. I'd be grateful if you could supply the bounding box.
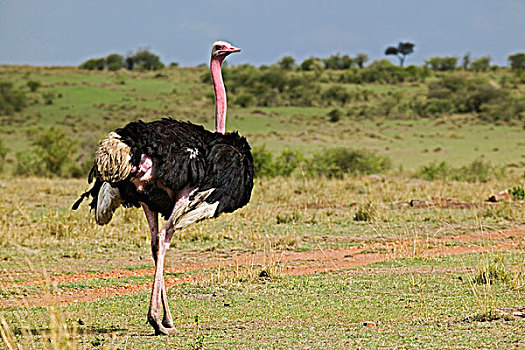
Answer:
[2,253,525,349]
[0,175,524,348]
[1,66,524,174]
[0,65,524,348]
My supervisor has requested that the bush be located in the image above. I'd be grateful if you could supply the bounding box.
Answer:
[0,82,26,114]
[27,80,41,92]
[235,93,255,107]
[328,108,342,122]
[0,139,7,173]
[424,74,517,120]
[278,56,296,70]
[416,161,451,180]
[509,186,524,200]
[508,53,525,71]
[416,160,504,182]
[252,145,275,177]
[80,58,105,70]
[425,56,458,71]
[16,127,87,177]
[42,92,55,105]
[127,49,164,71]
[252,145,304,178]
[470,56,491,72]
[308,148,392,178]
[300,57,323,71]
[105,53,124,71]
[323,54,353,70]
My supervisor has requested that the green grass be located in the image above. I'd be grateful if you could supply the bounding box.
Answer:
[3,253,524,349]
[1,65,524,348]
[1,66,524,174]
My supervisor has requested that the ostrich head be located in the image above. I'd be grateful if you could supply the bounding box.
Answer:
[211,41,241,64]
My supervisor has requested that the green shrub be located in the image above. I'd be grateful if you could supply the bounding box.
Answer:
[425,56,458,71]
[328,108,342,122]
[0,82,26,114]
[509,186,524,200]
[16,127,87,177]
[274,149,305,177]
[470,56,491,72]
[278,56,296,70]
[127,49,164,71]
[416,160,505,182]
[252,145,304,178]
[80,58,105,70]
[322,54,353,70]
[416,161,451,181]
[252,145,277,178]
[42,92,55,105]
[105,53,124,71]
[235,93,255,107]
[455,160,505,182]
[308,148,392,178]
[508,53,525,71]
[27,80,41,92]
[423,74,522,122]
[0,139,7,173]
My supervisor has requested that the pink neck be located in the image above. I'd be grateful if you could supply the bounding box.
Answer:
[210,57,226,134]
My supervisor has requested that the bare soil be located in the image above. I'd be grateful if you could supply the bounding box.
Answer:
[2,226,524,308]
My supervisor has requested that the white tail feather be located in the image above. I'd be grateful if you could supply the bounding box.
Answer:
[171,189,219,230]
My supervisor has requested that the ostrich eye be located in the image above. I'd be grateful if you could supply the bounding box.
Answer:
[215,45,223,50]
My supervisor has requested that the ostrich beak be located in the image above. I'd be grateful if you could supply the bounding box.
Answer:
[229,46,241,53]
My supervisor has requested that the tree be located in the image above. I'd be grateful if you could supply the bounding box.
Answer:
[354,53,368,68]
[79,57,105,70]
[300,57,323,71]
[278,56,296,70]
[127,48,165,71]
[105,53,124,71]
[323,54,353,70]
[462,52,470,70]
[385,42,415,66]
[508,53,525,71]
[0,82,26,114]
[470,56,491,72]
[425,56,458,71]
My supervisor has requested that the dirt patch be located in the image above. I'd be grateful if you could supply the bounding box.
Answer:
[1,227,523,308]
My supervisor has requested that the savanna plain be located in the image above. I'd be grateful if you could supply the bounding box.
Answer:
[0,63,524,349]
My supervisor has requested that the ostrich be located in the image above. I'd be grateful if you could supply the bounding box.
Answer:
[73,41,254,335]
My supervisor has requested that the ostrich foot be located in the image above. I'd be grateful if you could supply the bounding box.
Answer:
[148,316,180,336]
[162,316,174,329]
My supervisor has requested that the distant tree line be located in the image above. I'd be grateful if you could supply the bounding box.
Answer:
[80,48,165,71]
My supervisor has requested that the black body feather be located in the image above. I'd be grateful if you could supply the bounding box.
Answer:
[74,118,254,221]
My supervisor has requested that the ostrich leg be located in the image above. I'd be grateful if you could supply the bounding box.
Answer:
[146,187,203,335]
[142,204,176,335]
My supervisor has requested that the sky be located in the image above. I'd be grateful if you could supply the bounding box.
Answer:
[1,0,524,67]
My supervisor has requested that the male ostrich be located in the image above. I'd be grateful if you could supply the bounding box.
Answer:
[73,41,254,335]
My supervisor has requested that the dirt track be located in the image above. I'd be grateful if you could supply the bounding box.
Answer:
[2,227,524,308]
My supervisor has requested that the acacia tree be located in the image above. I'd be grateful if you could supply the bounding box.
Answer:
[385,42,415,67]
